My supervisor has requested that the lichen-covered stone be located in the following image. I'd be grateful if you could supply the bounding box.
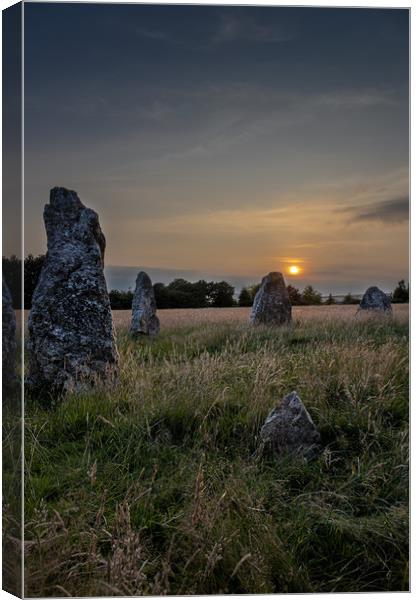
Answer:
[250,272,291,325]
[130,271,160,336]
[27,187,118,395]
[2,277,17,389]
[359,286,392,312]
[260,391,321,460]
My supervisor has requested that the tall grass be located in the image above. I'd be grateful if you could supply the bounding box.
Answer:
[21,309,408,595]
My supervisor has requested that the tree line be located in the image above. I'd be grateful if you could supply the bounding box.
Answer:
[110,279,235,310]
[2,254,410,309]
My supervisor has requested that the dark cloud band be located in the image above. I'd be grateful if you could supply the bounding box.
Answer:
[344,196,409,224]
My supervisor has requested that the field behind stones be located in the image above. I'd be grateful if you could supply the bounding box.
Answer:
[20,305,409,595]
[110,304,409,328]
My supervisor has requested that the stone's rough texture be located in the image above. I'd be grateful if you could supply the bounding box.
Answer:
[130,271,160,336]
[27,187,118,394]
[359,286,392,312]
[260,391,321,460]
[2,278,17,389]
[250,272,292,326]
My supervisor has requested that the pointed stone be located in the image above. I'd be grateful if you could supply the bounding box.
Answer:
[250,272,291,326]
[260,391,321,460]
[2,277,17,390]
[359,286,392,312]
[27,187,118,395]
[130,271,160,336]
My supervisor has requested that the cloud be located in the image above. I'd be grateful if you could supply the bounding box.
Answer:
[134,14,294,48]
[213,14,295,44]
[105,82,396,171]
[26,76,402,173]
[342,196,409,224]
[315,89,396,110]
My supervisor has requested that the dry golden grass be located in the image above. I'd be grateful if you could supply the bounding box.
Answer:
[110,304,409,329]
[21,304,409,331]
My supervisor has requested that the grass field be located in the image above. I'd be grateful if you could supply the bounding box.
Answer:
[110,304,409,328]
[17,305,409,595]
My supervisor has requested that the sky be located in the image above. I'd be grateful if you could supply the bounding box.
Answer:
[21,3,409,294]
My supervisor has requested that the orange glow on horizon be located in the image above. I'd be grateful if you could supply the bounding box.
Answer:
[288,265,301,275]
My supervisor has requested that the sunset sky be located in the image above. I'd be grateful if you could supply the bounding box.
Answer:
[22,4,409,294]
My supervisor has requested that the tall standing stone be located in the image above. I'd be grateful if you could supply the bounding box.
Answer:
[2,277,17,390]
[260,391,321,460]
[27,187,118,394]
[130,271,160,336]
[250,272,292,325]
[359,286,392,312]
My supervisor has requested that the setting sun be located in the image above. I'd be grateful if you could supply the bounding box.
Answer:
[289,265,300,275]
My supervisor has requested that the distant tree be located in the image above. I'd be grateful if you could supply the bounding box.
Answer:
[165,289,195,308]
[392,279,409,303]
[287,284,302,305]
[108,289,133,310]
[237,283,262,307]
[153,283,171,309]
[248,283,261,300]
[168,278,194,294]
[208,281,235,307]
[238,287,252,307]
[301,285,322,305]
[150,278,215,309]
[325,293,336,305]
[342,292,360,305]
[166,279,201,308]
[192,280,210,308]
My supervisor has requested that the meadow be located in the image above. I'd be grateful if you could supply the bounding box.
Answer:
[17,305,409,595]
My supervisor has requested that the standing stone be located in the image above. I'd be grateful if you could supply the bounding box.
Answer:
[2,278,17,390]
[260,391,321,460]
[130,271,160,336]
[359,286,392,312]
[250,272,292,325]
[27,187,118,394]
